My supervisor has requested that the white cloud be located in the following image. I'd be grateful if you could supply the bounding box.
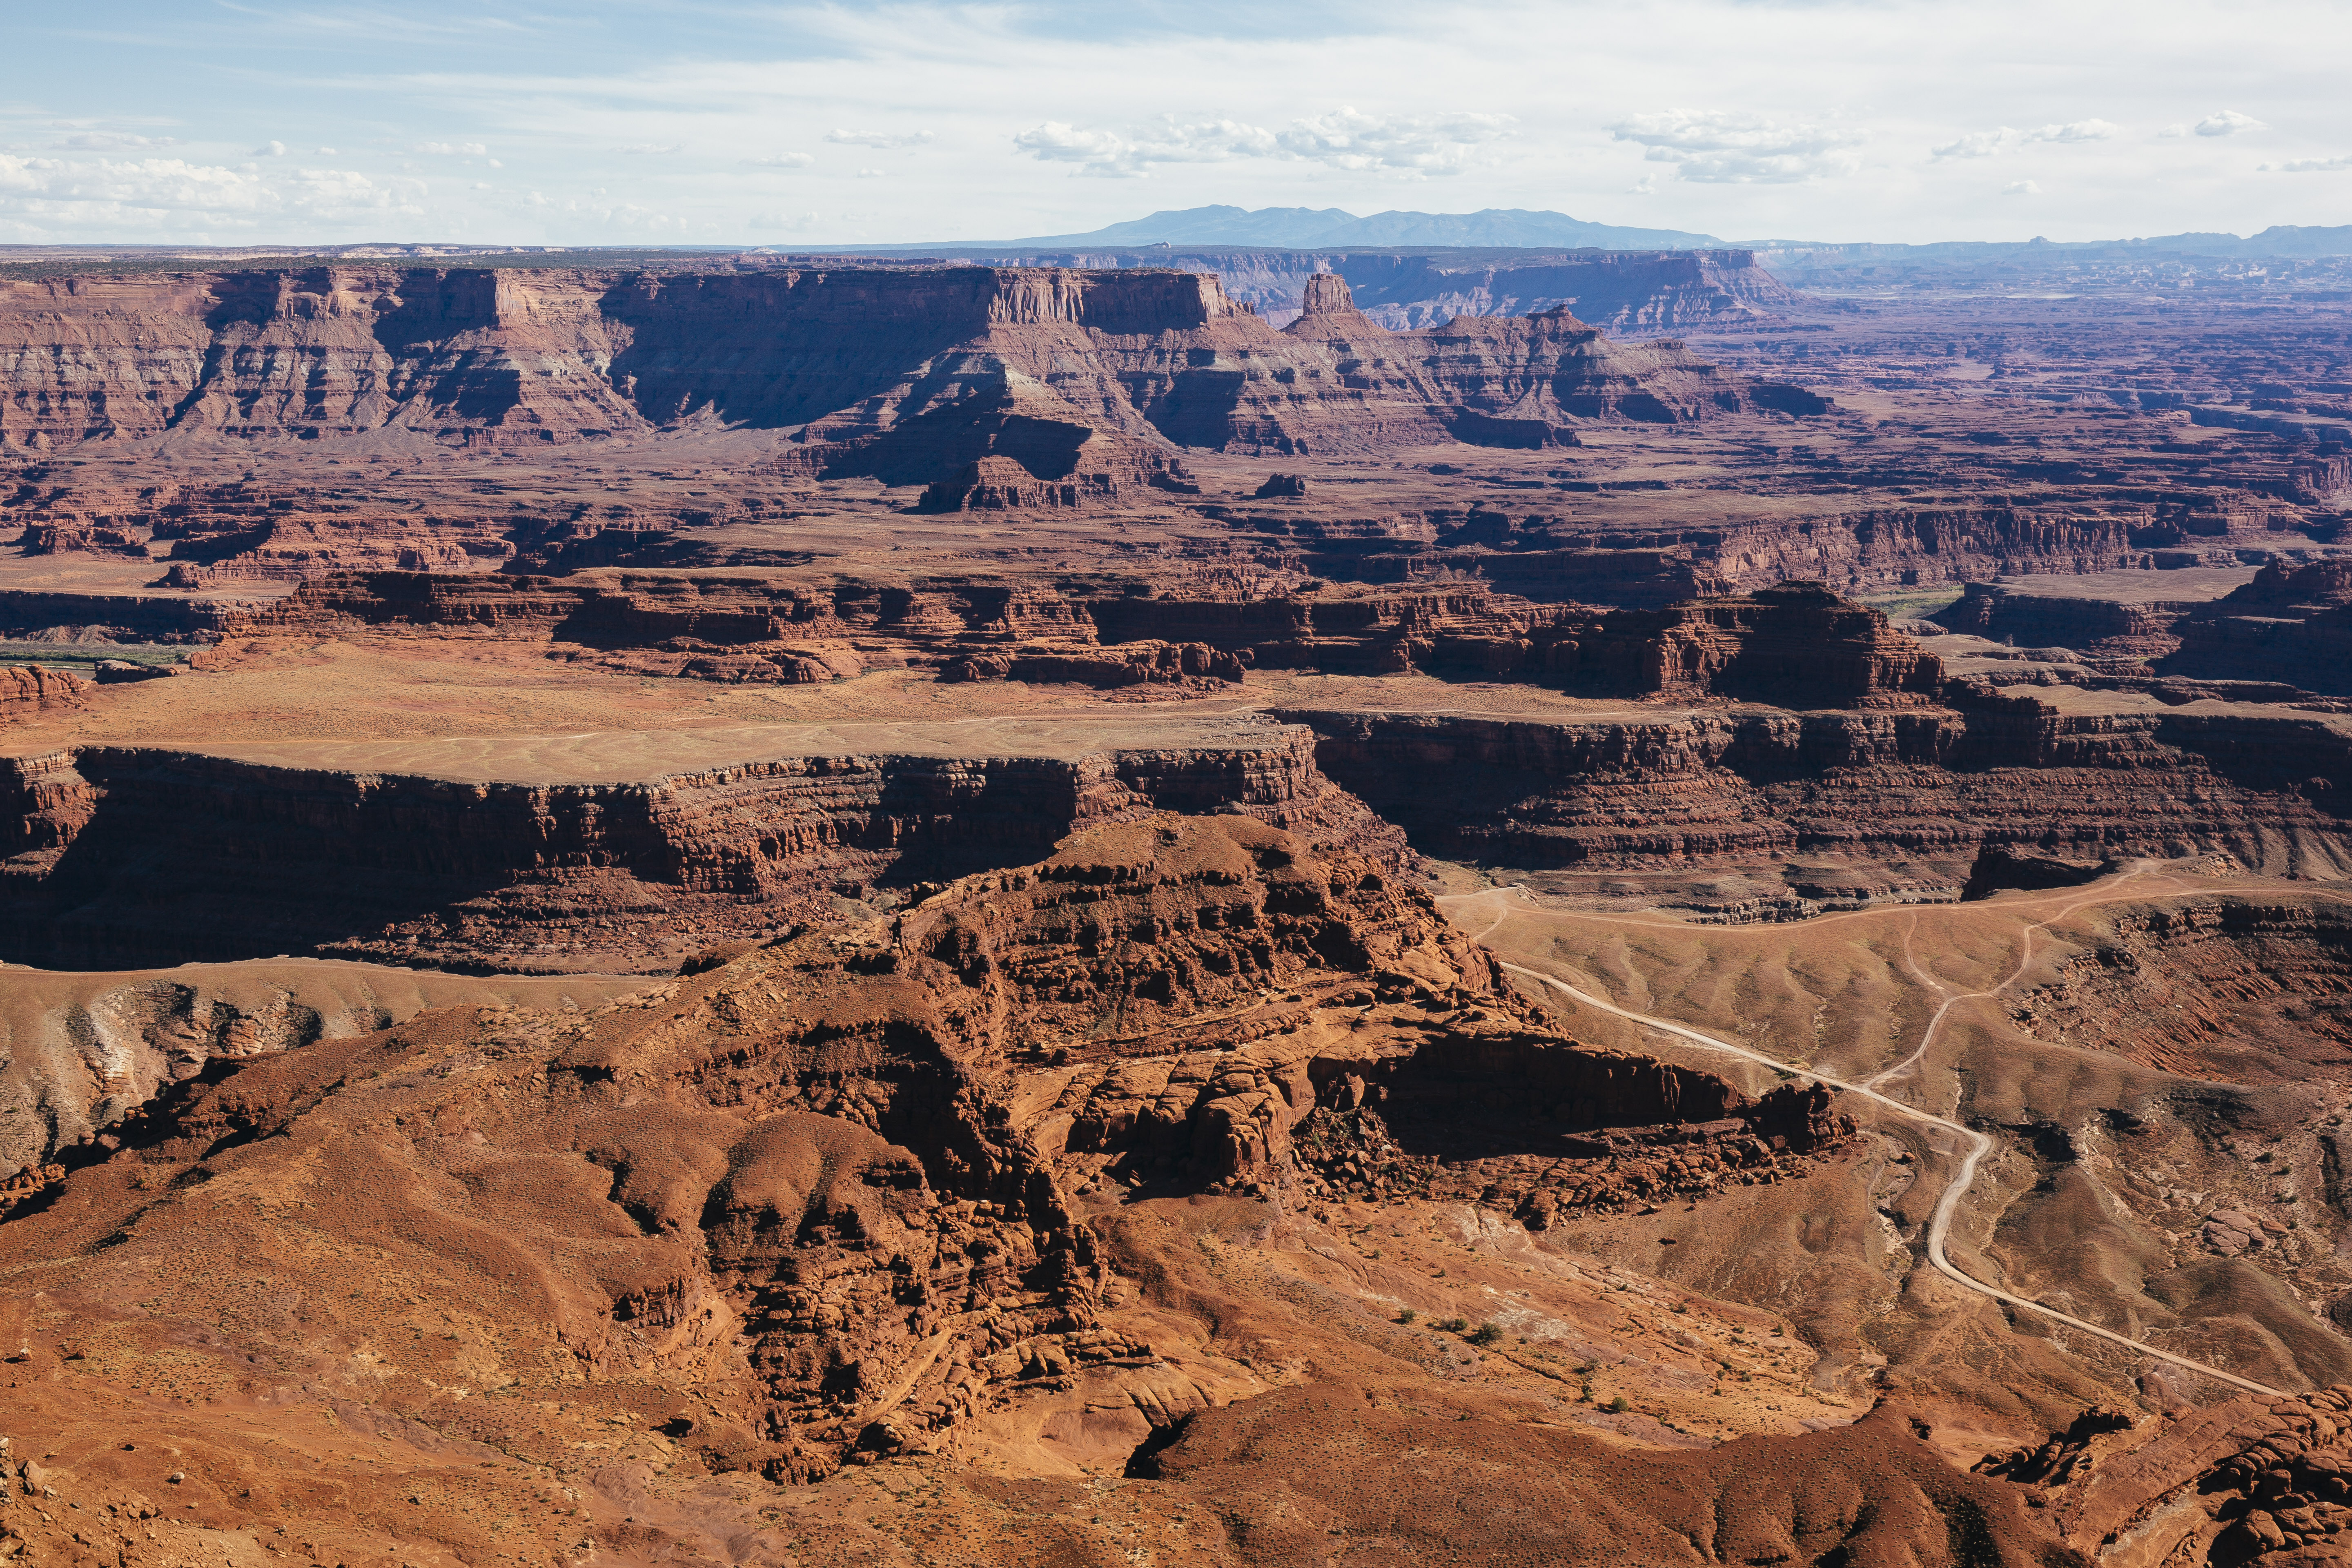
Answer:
[613,142,684,154]
[1610,109,1864,183]
[8,0,2347,248]
[2003,179,2042,195]
[827,129,934,149]
[2262,155,2352,172]
[51,132,178,152]
[1932,129,2005,159]
[857,167,885,178]
[2025,119,2116,144]
[2194,109,2264,137]
[745,152,814,168]
[748,209,820,231]
[0,153,427,241]
[1015,107,1513,179]
[411,140,488,156]
[253,140,287,157]
[315,146,338,156]
[1933,120,2115,159]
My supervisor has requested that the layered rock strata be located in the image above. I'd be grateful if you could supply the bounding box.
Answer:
[0,717,1396,973]
[0,265,1806,466]
[0,814,1851,1497]
[1285,693,2352,886]
[899,244,1804,334]
[222,569,1936,704]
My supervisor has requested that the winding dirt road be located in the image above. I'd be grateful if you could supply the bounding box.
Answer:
[1449,884,2287,1400]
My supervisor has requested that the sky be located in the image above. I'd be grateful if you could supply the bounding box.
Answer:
[2,0,2348,249]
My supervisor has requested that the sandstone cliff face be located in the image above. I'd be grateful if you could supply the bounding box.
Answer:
[0,720,1396,972]
[940,245,1803,334]
[1942,562,2352,695]
[1286,694,2352,884]
[0,265,1818,475]
[0,663,86,721]
[225,568,1935,704]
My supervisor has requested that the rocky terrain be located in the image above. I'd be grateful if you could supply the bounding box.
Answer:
[0,251,2350,1565]
[884,245,1801,333]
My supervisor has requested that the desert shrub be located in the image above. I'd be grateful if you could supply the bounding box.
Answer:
[1466,1323,1502,1346]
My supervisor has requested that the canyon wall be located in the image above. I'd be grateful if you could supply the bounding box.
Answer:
[0,719,1397,973]
[222,569,1935,703]
[1283,695,2352,885]
[914,246,1801,333]
[0,265,1809,465]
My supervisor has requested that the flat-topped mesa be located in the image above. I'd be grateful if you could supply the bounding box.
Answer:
[977,265,1248,329]
[0,262,1824,469]
[1633,581,1946,706]
[0,716,1401,973]
[216,569,1938,707]
[2215,557,2352,611]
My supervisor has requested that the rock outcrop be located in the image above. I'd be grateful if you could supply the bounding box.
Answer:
[1977,1386,2352,1562]
[927,244,1805,334]
[0,264,1811,468]
[0,959,644,1184]
[0,717,1397,972]
[220,569,1936,702]
[0,813,1852,1495]
[0,663,85,721]
[1286,692,2352,886]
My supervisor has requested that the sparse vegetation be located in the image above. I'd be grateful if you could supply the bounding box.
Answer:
[1466,1322,1502,1346]
[1396,1308,1417,1324]
[1432,1316,1469,1333]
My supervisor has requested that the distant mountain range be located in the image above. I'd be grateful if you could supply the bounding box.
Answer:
[835,206,2352,261]
[997,205,1728,252]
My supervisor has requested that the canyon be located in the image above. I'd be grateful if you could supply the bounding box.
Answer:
[0,245,2350,1566]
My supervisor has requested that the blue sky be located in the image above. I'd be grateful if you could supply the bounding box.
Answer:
[3,0,2346,246]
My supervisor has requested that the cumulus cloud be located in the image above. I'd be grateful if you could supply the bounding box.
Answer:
[2003,179,2041,195]
[2261,154,2352,173]
[51,132,178,152]
[1609,109,1863,183]
[411,140,488,156]
[744,151,814,168]
[2194,109,2263,137]
[1932,120,2116,159]
[253,140,287,157]
[1014,107,1513,179]
[826,129,934,149]
[0,153,426,240]
[1932,129,2005,159]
